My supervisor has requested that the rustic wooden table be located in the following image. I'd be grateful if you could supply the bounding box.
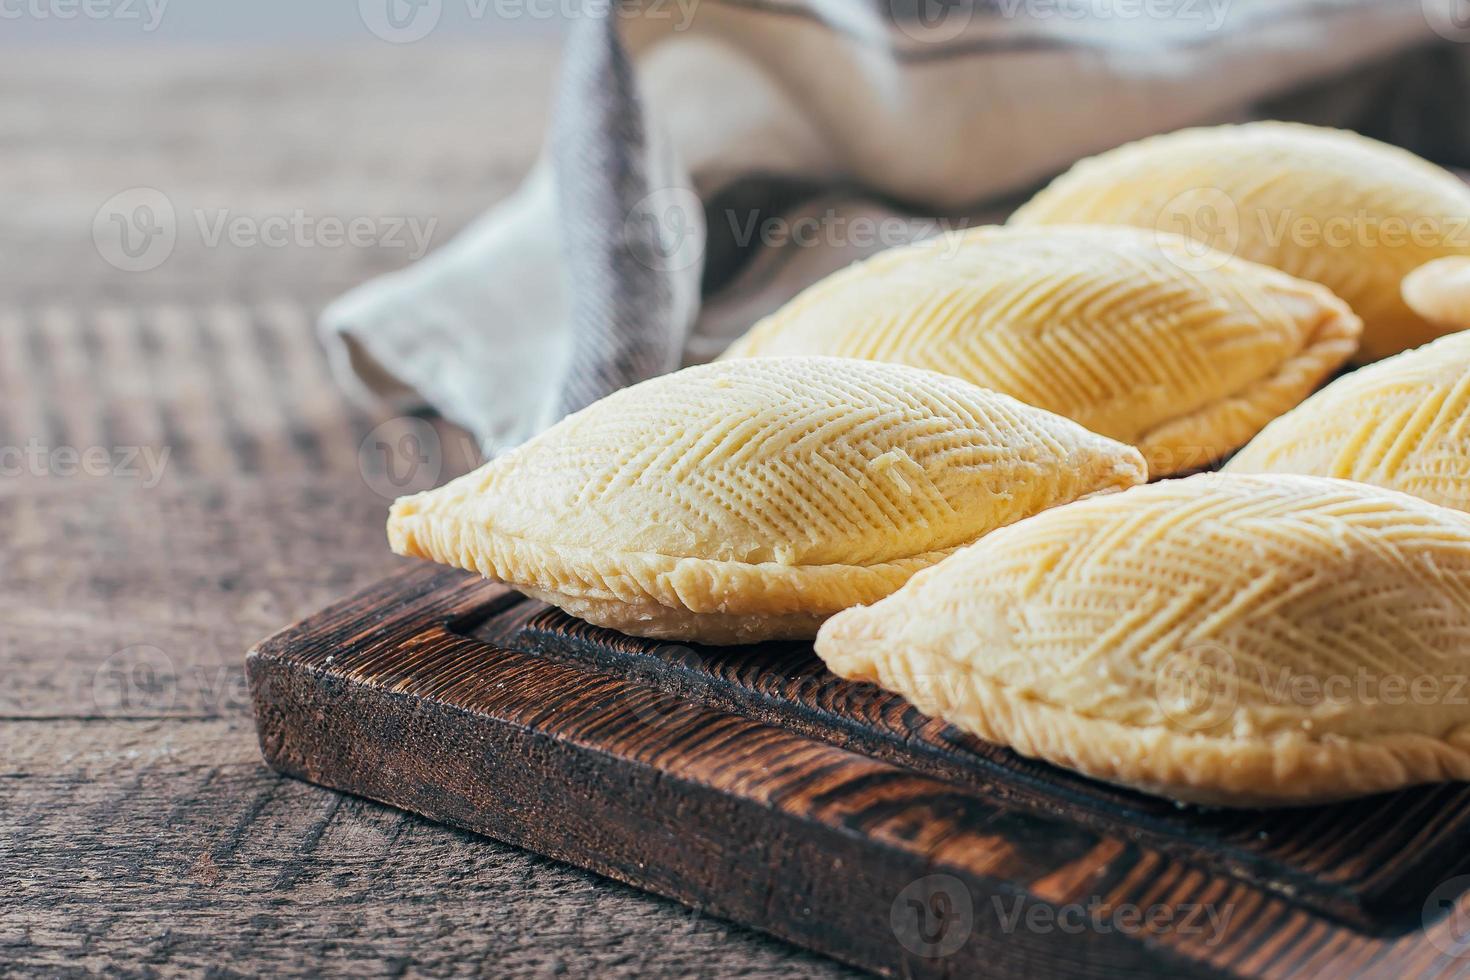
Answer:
[0,43,853,977]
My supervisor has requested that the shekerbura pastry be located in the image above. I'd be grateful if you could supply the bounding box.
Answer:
[1403,256,1470,331]
[1227,331,1470,512]
[721,225,1359,475]
[388,356,1147,644]
[1010,121,1470,362]
[816,474,1470,806]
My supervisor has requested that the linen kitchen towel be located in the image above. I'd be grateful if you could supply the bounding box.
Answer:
[321,0,1470,454]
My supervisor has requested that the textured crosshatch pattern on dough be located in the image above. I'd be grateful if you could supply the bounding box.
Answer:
[1011,121,1470,362]
[722,225,1359,474]
[388,357,1147,644]
[817,474,1470,805]
[1228,331,1470,512]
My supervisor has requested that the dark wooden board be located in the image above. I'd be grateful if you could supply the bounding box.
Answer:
[249,564,1470,978]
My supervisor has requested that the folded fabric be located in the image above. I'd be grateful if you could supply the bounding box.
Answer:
[321,0,1470,454]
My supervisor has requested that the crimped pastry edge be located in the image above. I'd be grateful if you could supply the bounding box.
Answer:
[1224,328,1459,471]
[815,619,1470,807]
[1131,272,1363,474]
[722,228,1363,475]
[390,503,952,613]
[1008,122,1470,363]
[387,440,1147,644]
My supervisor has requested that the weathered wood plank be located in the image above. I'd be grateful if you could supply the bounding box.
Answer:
[508,606,1470,924]
[1,717,850,978]
[249,566,1470,978]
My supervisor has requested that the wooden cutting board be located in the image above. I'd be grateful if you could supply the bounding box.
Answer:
[248,564,1470,978]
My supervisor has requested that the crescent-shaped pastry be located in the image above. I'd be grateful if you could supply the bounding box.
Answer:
[388,356,1146,644]
[1010,121,1470,362]
[721,225,1359,475]
[1227,331,1470,511]
[816,474,1470,806]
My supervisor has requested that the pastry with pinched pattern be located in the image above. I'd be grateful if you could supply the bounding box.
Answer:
[1010,121,1470,362]
[1227,330,1470,512]
[388,356,1146,644]
[721,225,1360,475]
[816,473,1470,806]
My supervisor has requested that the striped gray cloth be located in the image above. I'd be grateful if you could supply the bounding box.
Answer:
[551,11,692,419]
[321,0,1470,455]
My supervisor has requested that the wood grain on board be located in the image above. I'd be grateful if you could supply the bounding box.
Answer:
[249,564,1470,978]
